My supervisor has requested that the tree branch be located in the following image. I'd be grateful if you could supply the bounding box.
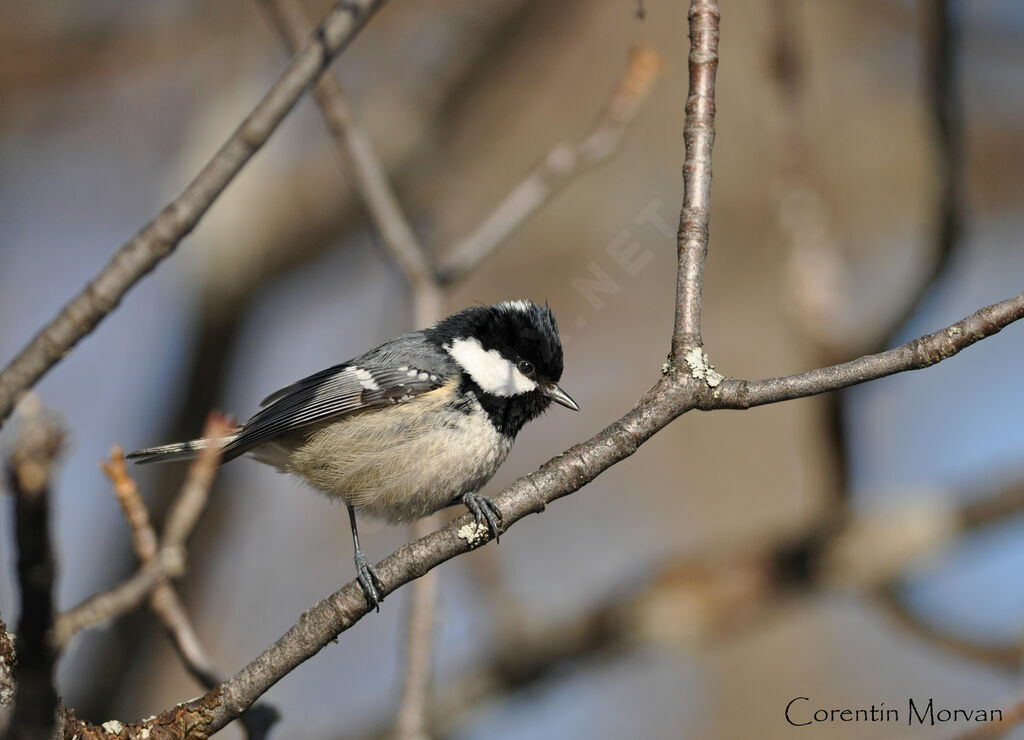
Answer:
[4,403,63,740]
[0,0,387,429]
[103,445,280,739]
[54,558,179,649]
[437,44,661,283]
[703,292,1024,409]
[259,0,442,326]
[103,450,219,684]
[54,415,232,648]
[672,0,719,356]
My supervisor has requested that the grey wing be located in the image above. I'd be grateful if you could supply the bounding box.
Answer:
[257,331,452,408]
[222,347,453,462]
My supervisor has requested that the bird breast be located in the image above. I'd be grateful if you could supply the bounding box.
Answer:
[261,380,513,522]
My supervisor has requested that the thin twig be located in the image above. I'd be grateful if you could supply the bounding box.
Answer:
[701,292,1024,409]
[260,0,442,325]
[103,443,280,739]
[4,404,63,740]
[105,447,160,560]
[103,447,220,685]
[0,0,387,429]
[438,44,661,283]
[672,0,719,356]
[54,556,178,648]
[55,414,233,647]
[161,414,233,551]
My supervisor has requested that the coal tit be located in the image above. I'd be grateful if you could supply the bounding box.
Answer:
[129,300,577,609]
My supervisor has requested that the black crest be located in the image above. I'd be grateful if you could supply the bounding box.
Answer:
[428,300,564,383]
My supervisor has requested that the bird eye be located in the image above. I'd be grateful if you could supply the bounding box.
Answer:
[517,360,535,377]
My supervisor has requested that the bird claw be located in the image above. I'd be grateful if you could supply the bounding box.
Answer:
[462,492,503,543]
[354,552,385,611]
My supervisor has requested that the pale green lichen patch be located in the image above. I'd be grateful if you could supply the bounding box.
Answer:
[101,720,124,735]
[457,521,489,548]
[683,347,723,388]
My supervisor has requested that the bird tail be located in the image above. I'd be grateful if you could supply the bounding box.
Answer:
[127,432,240,465]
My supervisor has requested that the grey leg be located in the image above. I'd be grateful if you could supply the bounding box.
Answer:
[348,505,385,611]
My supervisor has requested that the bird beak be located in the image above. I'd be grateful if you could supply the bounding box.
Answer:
[543,383,580,411]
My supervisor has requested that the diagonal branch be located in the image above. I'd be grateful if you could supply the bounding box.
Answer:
[103,449,220,684]
[704,292,1024,409]
[437,44,661,283]
[54,558,179,649]
[259,0,441,327]
[0,0,388,430]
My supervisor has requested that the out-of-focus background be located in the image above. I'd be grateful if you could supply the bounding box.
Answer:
[2,0,1023,738]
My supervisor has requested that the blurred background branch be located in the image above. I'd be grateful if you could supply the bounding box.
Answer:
[0,0,388,430]
[102,439,280,739]
[770,0,1015,673]
[4,400,63,740]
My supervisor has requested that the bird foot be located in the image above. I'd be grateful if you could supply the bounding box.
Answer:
[462,492,503,543]
[354,551,385,611]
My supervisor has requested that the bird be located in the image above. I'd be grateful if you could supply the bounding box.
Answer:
[128,300,578,609]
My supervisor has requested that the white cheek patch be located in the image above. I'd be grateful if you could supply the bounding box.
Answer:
[447,337,537,396]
